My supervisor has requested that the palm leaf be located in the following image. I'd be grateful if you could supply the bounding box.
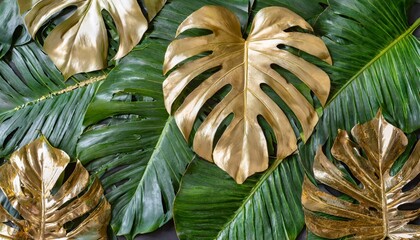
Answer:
[174,155,304,240]
[299,0,420,176]
[0,43,100,158]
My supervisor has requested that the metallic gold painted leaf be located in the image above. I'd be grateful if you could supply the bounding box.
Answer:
[21,0,166,79]
[0,136,110,239]
[302,112,420,239]
[163,6,331,183]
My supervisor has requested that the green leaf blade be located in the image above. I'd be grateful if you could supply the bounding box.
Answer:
[77,39,195,239]
[174,155,304,240]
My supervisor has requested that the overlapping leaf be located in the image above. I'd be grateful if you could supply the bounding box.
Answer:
[0,137,110,239]
[174,155,304,240]
[302,112,420,239]
[299,0,420,175]
[163,6,331,183]
[19,0,166,79]
[0,0,30,59]
[76,0,252,238]
[0,43,100,158]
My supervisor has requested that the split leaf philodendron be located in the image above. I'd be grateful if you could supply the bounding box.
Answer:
[163,6,331,183]
[0,137,110,239]
[302,112,420,239]
[18,0,166,79]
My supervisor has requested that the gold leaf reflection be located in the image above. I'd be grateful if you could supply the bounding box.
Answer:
[19,0,166,79]
[0,136,110,239]
[163,6,331,183]
[302,111,420,239]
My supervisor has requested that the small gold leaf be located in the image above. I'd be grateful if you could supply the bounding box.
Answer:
[302,112,420,239]
[163,6,331,183]
[0,136,110,239]
[20,0,166,79]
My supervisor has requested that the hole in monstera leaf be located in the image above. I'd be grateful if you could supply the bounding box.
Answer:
[0,190,20,219]
[319,184,359,204]
[257,115,277,160]
[339,161,363,188]
[270,63,315,105]
[391,133,417,176]
[36,6,77,45]
[102,10,120,64]
[283,26,310,33]
[211,113,234,150]
[398,200,420,211]
[260,83,301,138]
[50,162,78,195]
[402,173,420,192]
[62,198,104,232]
[177,28,213,38]
[188,84,232,145]
[169,57,218,115]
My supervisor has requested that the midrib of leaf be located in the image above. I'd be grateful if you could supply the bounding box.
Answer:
[8,74,107,113]
[123,116,184,211]
[215,156,286,239]
[326,18,420,106]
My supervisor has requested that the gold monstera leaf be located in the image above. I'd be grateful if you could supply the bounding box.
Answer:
[19,0,166,79]
[163,6,331,183]
[302,112,420,239]
[0,136,110,239]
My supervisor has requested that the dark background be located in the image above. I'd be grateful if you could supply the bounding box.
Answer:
[130,3,420,240]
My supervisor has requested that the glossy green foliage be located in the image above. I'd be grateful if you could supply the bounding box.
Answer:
[174,156,304,240]
[0,0,418,239]
[299,0,420,176]
[0,43,96,158]
[77,39,195,238]
[0,0,30,58]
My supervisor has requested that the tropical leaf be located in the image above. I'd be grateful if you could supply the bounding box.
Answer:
[0,136,110,239]
[76,0,251,238]
[77,39,195,239]
[302,112,420,239]
[0,43,101,158]
[253,0,328,22]
[174,155,304,240]
[299,0,420,175]
[0,0,30,59]
[19,0,166,79]
[163,5,331,183]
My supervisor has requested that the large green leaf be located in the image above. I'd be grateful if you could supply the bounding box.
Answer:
[76,39,195,239]
[76,0,252,238]
[0,43,99,158]
[174,155,304,240]
[299,0,420,176]
[0,0,30,59]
